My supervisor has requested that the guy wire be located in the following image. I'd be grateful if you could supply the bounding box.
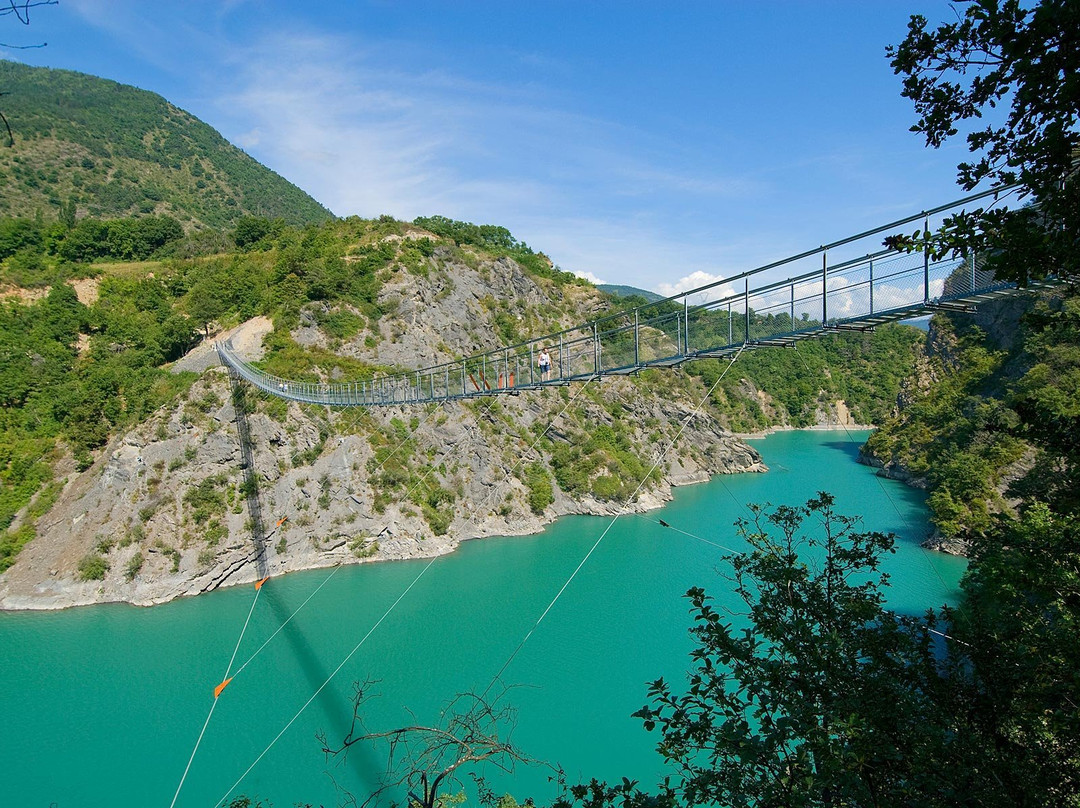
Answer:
[213,377,600,801]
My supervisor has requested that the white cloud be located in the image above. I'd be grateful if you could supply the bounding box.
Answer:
[572,269,607,285]
[655,271,737,302]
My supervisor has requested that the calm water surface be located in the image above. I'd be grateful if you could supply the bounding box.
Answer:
[0,430,965,807]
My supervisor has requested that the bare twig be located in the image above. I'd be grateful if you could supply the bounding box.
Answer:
[0,0,58,25]
[321,682,547,808]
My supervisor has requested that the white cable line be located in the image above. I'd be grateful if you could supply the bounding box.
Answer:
[223,587,263,679]
[481,347,746,699]
[214,554,439,807]
[231,563,343,679]
[641,516,744,555]
[169,585,263,808]
[592,372,756,542]
[596,379,752,549]
[928,627,971,647]
[168,698,219,808]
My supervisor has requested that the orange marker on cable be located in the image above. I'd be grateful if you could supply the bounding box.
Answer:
[255,577,269,590]
[275,515,288,527]
[214,677,233,699]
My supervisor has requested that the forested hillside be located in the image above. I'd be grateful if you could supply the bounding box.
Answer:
[596,283,664,303]
[864,291,1080,545]
[0,60,332,229]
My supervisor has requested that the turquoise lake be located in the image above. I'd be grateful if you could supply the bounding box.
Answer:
[0,430,966,807]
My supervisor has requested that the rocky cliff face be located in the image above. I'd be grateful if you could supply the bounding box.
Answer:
[0,367,764,610]
[295,240,609,370]
[0,249,766,610]
[729,376,867,434]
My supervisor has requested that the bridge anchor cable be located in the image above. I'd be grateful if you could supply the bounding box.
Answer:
[480,346,746,702]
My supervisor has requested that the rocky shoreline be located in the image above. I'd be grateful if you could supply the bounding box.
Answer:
[0,364,768,612]
[6,369,972,612]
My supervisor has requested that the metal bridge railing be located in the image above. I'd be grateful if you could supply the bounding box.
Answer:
[216,184,1055,408]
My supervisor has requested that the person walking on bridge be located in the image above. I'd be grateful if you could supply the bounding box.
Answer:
[538,347,552,381]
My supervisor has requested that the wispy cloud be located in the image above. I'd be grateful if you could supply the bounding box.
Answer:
[189,28,773,288]
[53,6,963,292]
[209,33,568,216]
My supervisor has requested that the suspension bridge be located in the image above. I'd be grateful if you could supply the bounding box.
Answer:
[216,186,1067,405]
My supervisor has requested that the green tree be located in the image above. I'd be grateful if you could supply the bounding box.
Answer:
[185,278,225,337]
[1009,295,1080,514]
[954,504,1080,804]
[524,462,554,514]
[0,217,43,259]
[887,0,1079,285]
[232,215,280,250]
[623,495,973,808]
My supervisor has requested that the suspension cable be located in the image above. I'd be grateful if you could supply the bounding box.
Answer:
[169,580,267,808]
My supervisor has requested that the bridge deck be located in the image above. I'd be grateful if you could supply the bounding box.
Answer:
[215,187,1070,408]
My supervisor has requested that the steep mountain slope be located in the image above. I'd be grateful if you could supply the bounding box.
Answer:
[0,223,766,608]
[0,60,332,228]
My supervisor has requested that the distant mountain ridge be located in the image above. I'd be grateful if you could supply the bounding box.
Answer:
[0,60,332,228]
[598,283,664,302]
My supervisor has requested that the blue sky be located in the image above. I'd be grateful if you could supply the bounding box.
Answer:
[4,1,974,294]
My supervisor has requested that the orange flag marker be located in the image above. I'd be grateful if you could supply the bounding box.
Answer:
[275,515,288,527]
[255,576,269,590]
[214,677,233,699]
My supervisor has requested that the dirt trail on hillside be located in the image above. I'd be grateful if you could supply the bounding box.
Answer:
[170,316,272,374]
